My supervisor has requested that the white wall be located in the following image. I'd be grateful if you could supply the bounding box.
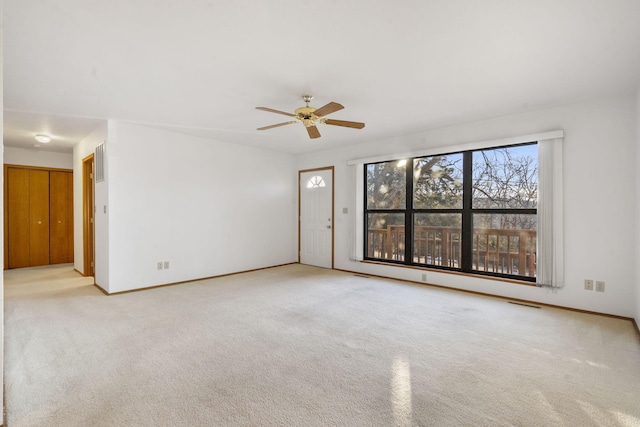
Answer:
[103,122,296,293]
[297,95,638,318]
[4,146,73,169]
[636,86,640,326]
[73,123,108,281]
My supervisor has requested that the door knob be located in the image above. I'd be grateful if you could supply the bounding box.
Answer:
[327,225,332,229]
[37,221,42,224]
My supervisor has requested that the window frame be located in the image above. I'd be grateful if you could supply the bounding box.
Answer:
[364,142,537,282]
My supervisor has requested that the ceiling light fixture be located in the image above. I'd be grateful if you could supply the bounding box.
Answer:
[34,134,51,143]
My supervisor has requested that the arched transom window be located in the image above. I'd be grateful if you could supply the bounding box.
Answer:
[307,175,326,188]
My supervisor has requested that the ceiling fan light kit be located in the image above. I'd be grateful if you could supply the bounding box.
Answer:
[256,95,365,139]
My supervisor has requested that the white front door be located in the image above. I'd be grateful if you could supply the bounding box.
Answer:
[299,168,333,268]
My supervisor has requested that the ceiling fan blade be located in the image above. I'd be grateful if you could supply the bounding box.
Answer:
[257,121,298,130]
[255,107,296,117]
[306,125,321,139]
[313,102,344,117]
[324,119,365,129]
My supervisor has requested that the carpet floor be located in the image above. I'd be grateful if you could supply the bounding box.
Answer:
[4,263,640,426]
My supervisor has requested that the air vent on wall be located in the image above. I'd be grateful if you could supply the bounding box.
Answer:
[95,142,105,182]
[508,301,541,309]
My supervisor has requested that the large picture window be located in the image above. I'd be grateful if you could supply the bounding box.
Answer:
[365,142,538,281]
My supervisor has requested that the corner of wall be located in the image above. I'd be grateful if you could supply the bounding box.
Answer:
[1,0,6,422]
[636,85,640,327]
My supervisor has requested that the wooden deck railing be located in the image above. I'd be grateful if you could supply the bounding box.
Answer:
[368,226,536,277]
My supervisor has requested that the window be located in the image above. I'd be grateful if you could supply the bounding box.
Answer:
[307,175,326,188]
[365,142,538,281]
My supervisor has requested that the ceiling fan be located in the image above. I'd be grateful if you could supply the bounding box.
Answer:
[256,95,365,139]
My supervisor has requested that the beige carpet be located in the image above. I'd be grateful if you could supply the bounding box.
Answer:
[4,263,640,426]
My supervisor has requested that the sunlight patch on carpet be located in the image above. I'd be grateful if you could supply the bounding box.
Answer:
[391,355,412,427]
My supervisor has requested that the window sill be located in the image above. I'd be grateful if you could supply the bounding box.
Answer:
[360,260,537,287]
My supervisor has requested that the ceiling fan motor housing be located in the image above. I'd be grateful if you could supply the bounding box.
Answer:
[295,106,319,127]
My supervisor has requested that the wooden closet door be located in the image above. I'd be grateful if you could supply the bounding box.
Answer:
[29,170,50,266]
[50,171,74,264]
[7,168,31,268]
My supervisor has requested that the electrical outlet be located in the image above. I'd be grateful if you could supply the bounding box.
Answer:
[421,273,427,282]
[584,279,594,291]
[157,262,163,270]
[596,281,605,292]
[164,261,170,270]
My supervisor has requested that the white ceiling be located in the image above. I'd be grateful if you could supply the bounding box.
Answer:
[4,0,640,155]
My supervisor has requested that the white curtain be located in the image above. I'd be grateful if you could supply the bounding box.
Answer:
[537,138,564,288]
[349,164,364,261]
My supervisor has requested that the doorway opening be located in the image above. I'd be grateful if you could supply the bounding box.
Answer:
[82,154,95,277]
